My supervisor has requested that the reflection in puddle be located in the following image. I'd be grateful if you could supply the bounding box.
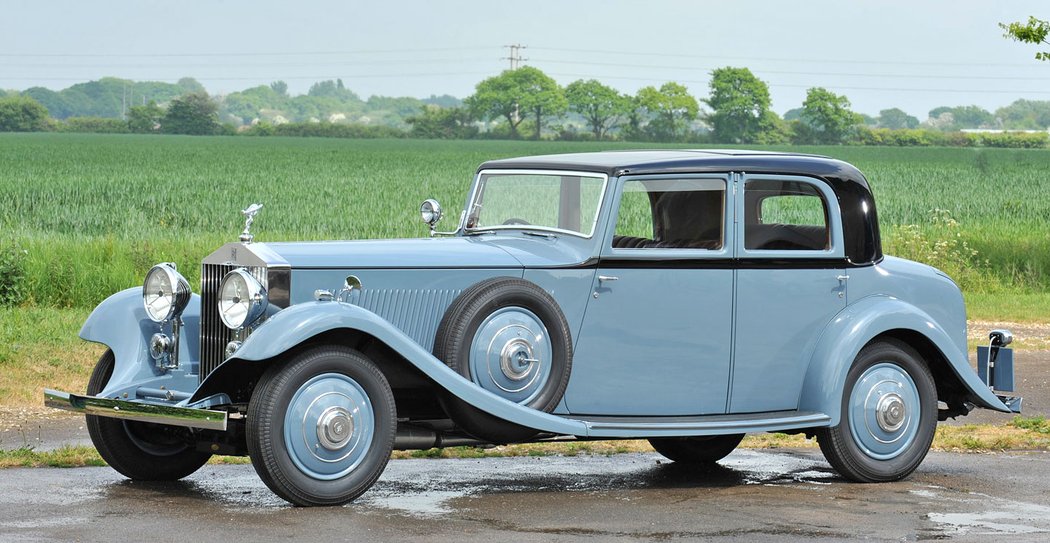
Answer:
[0,516,87,529]
[922,489,1050,536]
[352,450,838,518]
[361,490,464,517]
[928,512,1046,535]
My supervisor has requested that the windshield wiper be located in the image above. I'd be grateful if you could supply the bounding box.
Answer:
[523,230,557,240]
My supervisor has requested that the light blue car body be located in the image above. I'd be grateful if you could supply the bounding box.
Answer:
[77,150,1011,441]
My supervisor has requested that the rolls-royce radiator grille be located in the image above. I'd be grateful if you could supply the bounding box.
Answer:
[200,263,267,381]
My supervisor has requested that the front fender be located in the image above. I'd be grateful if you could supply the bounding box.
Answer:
[79,287,201,397]
[800,295,1009,426]
[226,301,588,436]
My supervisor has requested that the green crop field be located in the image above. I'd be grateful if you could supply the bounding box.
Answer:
[2,133,1048,307]
[1,133,1048,405]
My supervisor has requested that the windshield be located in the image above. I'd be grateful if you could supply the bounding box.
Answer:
[465,171,607,237]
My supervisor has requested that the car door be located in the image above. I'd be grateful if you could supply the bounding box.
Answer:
[729,174,848,413]
[565,175,734,416]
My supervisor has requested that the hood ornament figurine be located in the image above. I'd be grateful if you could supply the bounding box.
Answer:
[239,203,263,243]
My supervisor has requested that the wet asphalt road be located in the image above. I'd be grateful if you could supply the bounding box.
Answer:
[2,449,1049,542]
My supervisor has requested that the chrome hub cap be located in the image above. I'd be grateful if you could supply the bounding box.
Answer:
[469,306,553,405]
[500,338,537,381]
[848,362,921,460]
[316,406,354,451]
[875,393,906,433]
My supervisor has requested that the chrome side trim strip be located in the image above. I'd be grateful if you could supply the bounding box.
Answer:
[566,411,831,438]
[44,388,228,431]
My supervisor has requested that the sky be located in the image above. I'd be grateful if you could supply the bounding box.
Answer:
[2,0,1048,118]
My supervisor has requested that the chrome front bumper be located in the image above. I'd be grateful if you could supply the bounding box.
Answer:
[43,389,228,431]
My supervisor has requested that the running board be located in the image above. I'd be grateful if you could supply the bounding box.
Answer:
[563,411,831,438]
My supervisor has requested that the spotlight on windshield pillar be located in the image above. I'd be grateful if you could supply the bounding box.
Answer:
[420,199,443,233]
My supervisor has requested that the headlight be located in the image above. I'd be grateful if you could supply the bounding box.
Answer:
[218,268,268,329]
[142,263,191,323]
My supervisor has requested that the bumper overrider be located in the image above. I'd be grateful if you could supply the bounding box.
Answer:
[44,389,228,431]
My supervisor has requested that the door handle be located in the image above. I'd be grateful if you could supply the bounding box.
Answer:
[593,275,619,299]
[836,274,848,299]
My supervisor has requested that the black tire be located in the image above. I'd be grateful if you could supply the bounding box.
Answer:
[649,434,745,464]
[85,350,211,481]
[246,346,396,506]
[816,339,937,482]
[434,277,573,443]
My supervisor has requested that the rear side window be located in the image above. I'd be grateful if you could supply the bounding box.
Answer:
[613,178,725,250]
[744,179,830,251]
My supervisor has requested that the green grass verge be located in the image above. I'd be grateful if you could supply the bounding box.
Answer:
[966,291,1050,323]
[4,417,1048,469]
[0,307,101,406]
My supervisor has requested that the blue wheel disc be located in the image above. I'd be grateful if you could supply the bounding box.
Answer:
[847,362,921,460]
[283,372,375,481]
[468,306,553,405]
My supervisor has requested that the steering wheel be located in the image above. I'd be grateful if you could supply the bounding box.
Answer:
[502,217,531,226]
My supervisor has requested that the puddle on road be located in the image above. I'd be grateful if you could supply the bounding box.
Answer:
[721,451,837,486]
[360,490,464,517]
[352,450,839,519]
[928,512,1047,536]
[917,488,1050,536]
[0,516,87,530]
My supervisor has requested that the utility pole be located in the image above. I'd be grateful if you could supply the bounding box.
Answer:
[502,44,527,70]
[502,44,527,127]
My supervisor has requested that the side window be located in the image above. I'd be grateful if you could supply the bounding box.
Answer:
[743,179,830,251]
[613,178,725,249]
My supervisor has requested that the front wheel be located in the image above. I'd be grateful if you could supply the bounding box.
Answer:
[247,346,396,506]
[816,339,937,482]
[85,350,211,480]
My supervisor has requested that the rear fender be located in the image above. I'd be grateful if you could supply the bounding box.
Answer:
[801,295,1009,426]
[214,301,588,436]
[79,287,201,398]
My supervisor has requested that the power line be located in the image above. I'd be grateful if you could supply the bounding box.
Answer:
[0,57,498,69]
[0,46,491,58]
[543,72,1050,95]
[531,59,1050,82]
[0,71,496,83]
[530,46,1042,69]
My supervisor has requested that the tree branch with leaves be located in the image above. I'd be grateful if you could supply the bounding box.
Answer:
[1000,16,1050,61]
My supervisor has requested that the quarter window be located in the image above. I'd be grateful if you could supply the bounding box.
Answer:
[744,179,830,251]
[613,179,725,249]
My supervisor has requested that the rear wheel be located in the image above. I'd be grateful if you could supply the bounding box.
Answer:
[817,339,937,482]
[85,350,211,481]
[649,434,745,464]
[247,346,396,506]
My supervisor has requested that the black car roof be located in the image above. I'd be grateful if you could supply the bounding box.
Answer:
[478,149,861,179]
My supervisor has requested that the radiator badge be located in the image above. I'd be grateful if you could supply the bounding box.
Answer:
[239,203,264,244]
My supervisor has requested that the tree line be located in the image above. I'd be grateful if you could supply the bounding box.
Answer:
[1,66,1049,147]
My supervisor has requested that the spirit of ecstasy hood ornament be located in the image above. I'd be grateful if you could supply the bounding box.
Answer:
[239,203,264,243]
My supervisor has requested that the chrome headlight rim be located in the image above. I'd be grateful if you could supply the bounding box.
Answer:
[142,263,191,323]
[218,268,268,330]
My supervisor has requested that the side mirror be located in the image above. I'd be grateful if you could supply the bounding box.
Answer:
[420,199,443,233]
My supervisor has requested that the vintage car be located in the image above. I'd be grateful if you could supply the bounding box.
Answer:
[45,149,1020,506]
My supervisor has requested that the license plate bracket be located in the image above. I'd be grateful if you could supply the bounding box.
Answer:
[977,345,1014,392]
